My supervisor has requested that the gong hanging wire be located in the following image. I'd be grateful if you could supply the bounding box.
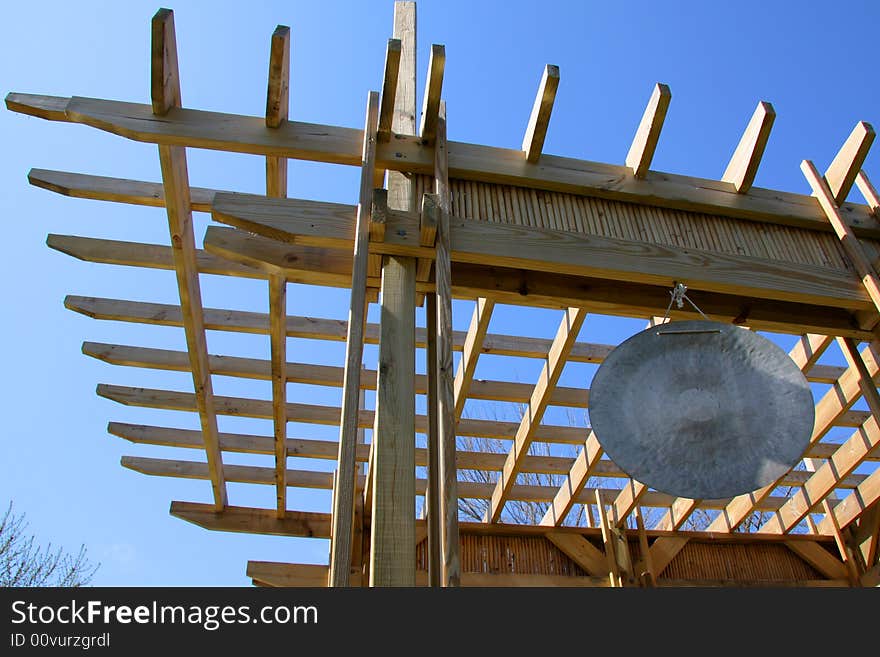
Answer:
[661,282,711,324]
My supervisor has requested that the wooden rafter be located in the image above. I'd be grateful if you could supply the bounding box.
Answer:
[377,38,402,142]
[487,307,587,523]
[150,8,226,509]
[454,298,495,420]
[419,44,445,143]
[721,101,775,193]
[825,122,875,205]
[522,64,560,164]
[625,82,671,179]
[10,92,880,237]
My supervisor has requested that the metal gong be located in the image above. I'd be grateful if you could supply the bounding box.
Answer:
[588,320,815,499]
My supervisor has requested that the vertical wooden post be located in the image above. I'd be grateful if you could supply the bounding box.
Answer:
[425,292,441,586]
[369,255,416,586]
[434,102,461,587]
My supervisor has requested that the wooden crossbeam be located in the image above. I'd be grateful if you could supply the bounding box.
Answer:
[721,101,775,194]
[855,170,879,216]
[82,342,589,407]
[545,531,607,576]
[522,64,560,164]
[209,191,872,311]
[377,38,402,142]
[852,502,880,568]
[487,307,588,523]
[783,540,849,581]
[758,340,880,534]
[107,415,871,493]
[540,433,603,526]
[11,94,880,237]
[625,83,671,178]
[330,91,381,587]
[610,480,648,528]
[818,467,880,535]
[454,298,495,420]
[151,8,226,509]
[825,122,875,205]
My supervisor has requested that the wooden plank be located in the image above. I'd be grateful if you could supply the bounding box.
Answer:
[265,25,291,198]
[416,192,439,281]
[634,507,656,586]
[595,490,620,587]
[454,298,496,419]
[418,44,445,143]
[784,540,849,580]
[487,307,588,522]
[369,256,417,586]
[625,82,671,179]
[540,432,604,526]
[649,536,690,574]
[66,296,863,376]
[151,8,226,509]
[268,276,287,517]
[721,101,775,193]
[611,480,648,528]
[264,26,291,518]
[655,497,700,531]
[13,91,880,238]
[120,445,863,513]
[803,158,880,315]
[330,92,381,587]
[425,291,441,587]
[545,531,607,576]
[210,191,871,310]
[29,168,218,211]
[856,170,880,217]
[377,38,402,142]
[170,501,331,538]
[522,64,560,164]
[818,453,880,534]
[853,502,880,568]
[825,121,875,205]
[434,101,459,587]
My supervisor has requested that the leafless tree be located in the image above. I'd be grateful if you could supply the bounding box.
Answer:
[0,502,99,587]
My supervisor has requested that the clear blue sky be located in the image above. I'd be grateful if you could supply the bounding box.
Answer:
[1,0,878,585]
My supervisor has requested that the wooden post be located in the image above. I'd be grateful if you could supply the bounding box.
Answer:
[425,291,441,586]
[369,255,416,586]
[434,102,461,587]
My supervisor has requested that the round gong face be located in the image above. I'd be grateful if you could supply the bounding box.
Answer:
[588,320,815,499]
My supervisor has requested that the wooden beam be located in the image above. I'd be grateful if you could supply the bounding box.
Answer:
[625,82,671,178]
[434,101,460,587]
[418,44,444,143]
[545,531,607,576]
[853,502,880,569]
[825,121,875,205]
[540,432,604,526]
[722,101,775,193]
[487,307,588,522]
[650,536,690,575]
[12,91,880,236]
[856,170,880,217]
[151,8,226,509]
[819,467,880,534]
[330,92,381,587]
[782,540,849,580]
[803,158,880,316]
[655,497,701,531]
[595,490,621,587]
[522,64,560,164]
[611,480,648,528]
[454,298,495,420]
[370,256,416,586]
[210,192,872,311]
[171,501,331,538]
[377,38,402,142]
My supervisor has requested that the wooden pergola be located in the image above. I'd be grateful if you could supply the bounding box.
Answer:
[7,2,880,587]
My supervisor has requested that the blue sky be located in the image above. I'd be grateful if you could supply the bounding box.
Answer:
[1,0,878,585]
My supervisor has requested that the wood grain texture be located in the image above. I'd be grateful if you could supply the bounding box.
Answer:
[625,83,670,178]
[12,89,880,237]
[152,9,226,509]
[377,38,402,142]
[722,101,775,193]
[330,91,380,587]
[369,256,417,586]
[418,44,445,143]
[522,65,560,164]
[825,121,875,205]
